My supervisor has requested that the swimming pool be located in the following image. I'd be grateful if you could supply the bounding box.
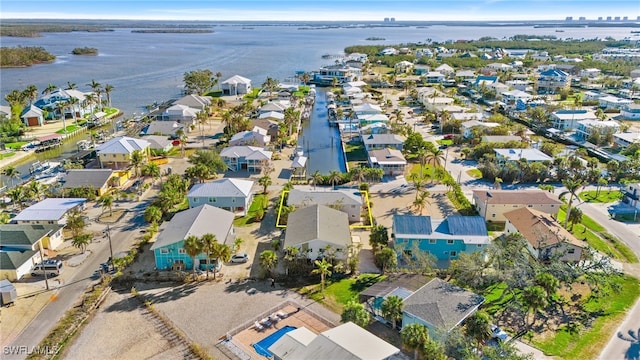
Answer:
[252,325,297,358]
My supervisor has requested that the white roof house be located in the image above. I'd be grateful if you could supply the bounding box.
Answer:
[461,120,500,138]
[188,178,254,199]
[221,75,252,95]
[258,111,285,120]
[435,64,454,75]
[161,104,199,124]
[269,322,400,360]
[96,136,150,155]
[353,103,382,115]
[12,198,86,225]
[551,110,599,130]
[172,94,211,111]
[494,148,553,162]
[229,127,271,147]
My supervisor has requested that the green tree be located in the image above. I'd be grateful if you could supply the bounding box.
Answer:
[71,233,92,254]
[1,166,21,188]
[185,163,211,183]
[184,69,216,95]
[183,235,202,277]
[421,337,446,360]
[561,178,584,229]
[259,250,278,278]
[401,323,430,360]
[188,149,227,176]
[369,225,389,252]
[259,175,272,194]
[375,247,397,274]
[210,242,232,279]
[200,233,217,280]
[26,180,46,202]
[66,209,87,238]
[103,84,114,108]
[142,163,161,184]
[312,258,333,297]
[311,170,323,190]
[7,187,24,211]
[130,149,146,178]
[98,194,114,216]
[425,148,446,183]
[596,178,608,197]
[567,206,583,231]
[381,295,404,330]
[328,170,342,189]
[535,272,560,301]
[464,310,492,349]
[144,205,163,225]
[522,285,548,326]
[341,300,371,328]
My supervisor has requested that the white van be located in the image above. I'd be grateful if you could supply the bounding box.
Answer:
[31,260,63,277]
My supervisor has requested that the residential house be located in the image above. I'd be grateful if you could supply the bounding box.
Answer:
[621,103,640,120]
[359,123,390,136]
[394,60,414,74]
[461,120,500,139]
[551,109,599,131]
[368,148,406,176]
[362,134,405,151]
[187,178,254,216]
[599,95,633,110]
[580,68,602,79]
[34,88,90,119]
[494,148,553,163]
[259,100,291,115]
[96,136,150,170]
[423,72,445,84]
[614,132,640,150]
[172,94,211,111]
[501,90,532,105]
[536,69,570,94]
[283,204,351,261]
[287,189,363,223]
[268,322,400,360]
[474,75,499,87]
[353,103,383,116]
[251,119,281,142]
[414,64,430,76]
[423,97,454,111]
[482,135,523,143]
[312,64,362,85]
[219,146,273,172]
[472,190,563,222]
[145,135,174,153]
[576,120,620,141]
[221,75,252,95]
[504,208,584,262]
[435,64,454,76]
[360,273,430,320]
[12,198,86,226]
[290,155,307,180]
[150,205,235,271]
[143,121,186,137]
[456,70,477,82]
[402,278,484,336]
[258,111,285,121]
[61,169,114,196]
[0,224,65,281]
[623,183,640,210]
[20,105,45,127]
[229,127,271,147]
[160,104,199,126]
[357,114,389,126]
[392,215,490,265]
[488,82,510,95]
[486,63,513,72]
[505,80,530,91]
[379,47,398,56]
[0,105,11,118]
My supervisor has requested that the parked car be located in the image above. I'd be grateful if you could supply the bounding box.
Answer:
[491,325,508,341]
[230,253,249,263]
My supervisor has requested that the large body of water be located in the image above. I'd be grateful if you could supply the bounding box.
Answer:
[1,23,637,115]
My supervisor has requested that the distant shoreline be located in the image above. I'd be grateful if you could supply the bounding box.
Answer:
[131,29,214,34]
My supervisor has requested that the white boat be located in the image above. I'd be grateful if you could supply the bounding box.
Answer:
[295,146,304,157]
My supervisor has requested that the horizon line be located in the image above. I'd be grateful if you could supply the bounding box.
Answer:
[3,17,639,22]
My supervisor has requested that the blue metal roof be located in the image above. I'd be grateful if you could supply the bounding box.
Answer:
[393,215,432,235]
[446,216,488,236]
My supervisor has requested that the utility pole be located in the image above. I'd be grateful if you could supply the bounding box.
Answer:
[105,225,114,271]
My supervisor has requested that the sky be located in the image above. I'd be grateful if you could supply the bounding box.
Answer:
[1,0,639,22]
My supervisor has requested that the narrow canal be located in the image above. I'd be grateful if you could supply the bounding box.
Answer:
[299,88,347,175]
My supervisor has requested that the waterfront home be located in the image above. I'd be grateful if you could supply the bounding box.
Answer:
[353,103,383,116]
[268,322,400,360]
[423,97,455,111]
[312,64,362,85]
[221,75,252,96]
[150,204,235,271]
[504,208,584,263]
[258,111,285,121]
[414,64,430,76]
[368,148,406,176]
[287,188,363,223]
[474,75,499,87]
[461,120,500,139]
[614,132,640,150]
[392,215,490,265]
[599,95,633,110]
[159,104,199,126]
[494,148,553,163]
[576,120,620,141]
[219,146,273,172]
[394,60,414,74]
[378,47,398,56]
[435,64,454,76]
[12,198,86,226]
[501,89,532,105]
[61,169,114,196]
[290,155,307,180]
[96,136,150,170]
[357,114,389,126]
[20,105,45,127]
[145,135,174,153]
[229,127,271,147]
[472,190,563,222]
[423,71,445,84]
[402,278,484,336]
[0,224,65,281]
[251,119,281,141]
[143,121,186,137]
[259,100,291,115]
[359,123,390,135]
[536,68,570,94]
[551,109,599,131]
[172,94,211,111]
[283,204,351,261]
[362,134,405,151]
[187,178,254,216]
[623,183,640,210]
[481,135,523,144]
[621,104,640,120]
[34,88,91,119]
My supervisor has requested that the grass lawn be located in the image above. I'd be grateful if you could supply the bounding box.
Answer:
[298,274,385,314]
[578,190,623,203]
[233,194,268,227]
[372,66,394,75]
[4,142,29,150]
[0,152,16,160]
[56,124,81,134]
[532,275,640,360]
[345,142,367,162]
[408,163,443,182]
[466,168,482,179]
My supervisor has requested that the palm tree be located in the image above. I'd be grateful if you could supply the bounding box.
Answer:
[522,285,548,326]
[412,191,430,215]
[98,194,114,216]
[259,250,278,278]
[210,242,231,279]
[425,148,446,183]
[7,187,24,211]
[66,209,87,238]
[328,170,342,189]
[375,247,397,274]
[55,101,68,134]
[312,258,333,297]
[143,205,163,225]
[67,96,79,124]
[103,84,114,108]
[84,93,96,114]
[142,163,161,184]
[24,84,38,105]
[258,175,272,194]
[341,300,371,328]
[400,323,430,360]
[72,233,92,254]
[2,166,21,188]
[567,207,583,231]
[596,178,608,197]
[130,149,146,178]
[42,83,57,95]
[88,80,102,110]
[176,128,188,157]
[381,295,404,330]
[66,82,77,90]
[464,310,492,349]
[26,181,46,202]
[311,170,323,190]
[200,233,217,280]
[184,235,202,278]
[561,178,583,228]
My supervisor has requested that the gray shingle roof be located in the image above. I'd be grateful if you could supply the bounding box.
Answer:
[96,136,150,155]
[150,205,234,250]
[284,204,350,248]
[0,224,64,270]
[362,134,405,145]
[62,169,113,190]
[403,278,484,331]
[393,215,432,235]
[287,189,363,207]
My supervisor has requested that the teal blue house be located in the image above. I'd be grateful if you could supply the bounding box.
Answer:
[150,204,235,271]
[392,215,490,267]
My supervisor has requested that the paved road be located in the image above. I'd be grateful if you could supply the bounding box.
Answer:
[599,298,640,360]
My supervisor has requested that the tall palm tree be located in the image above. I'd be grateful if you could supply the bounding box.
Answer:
[175,128,187,157]
[425,148,446,183]
[183,235,202,278]
[55,101,68,134]
[24,85,38,105]
[200,233,217,280]
[1,166,21,188]
[400,323,430,360]
[103,84,114,108]
[26,180,45,202]
[561,178,583,228]
[72,233,92,254]
[341,300,371,328]
[259,250,278,279]
[464,311,492,349]
[522,285,548,326]
[67,96,79,124]
[143,205,163,225]
[84,93,96,114]
[66,209,87,238]
[259,175,272,194]
[66,82,77,90]
[142,163,161,184]
[7,187,24,211]
[98,194,114,216]
[413,191,430,215]
[381,295,404,330]
[328,170,342,189]
[210,242,231,279]
[312,258,332,297]
[42,83,57,95]
[311,170,323,190]
[88,80,102,110]
[130,150,146,178]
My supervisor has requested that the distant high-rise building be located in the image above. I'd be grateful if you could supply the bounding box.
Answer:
[565,16,573,21]
[384,17,389,22]
[598,17,603,21]
[390,17,396,22]
[623,16,628,21]
[606,16,612,21]
[614,16,621,21]
[579,17,586,21]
